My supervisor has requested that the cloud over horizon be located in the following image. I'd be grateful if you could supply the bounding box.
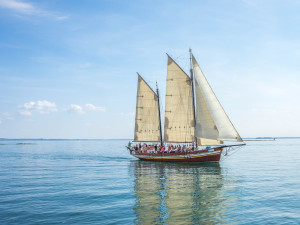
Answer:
[19,100,58,116]
[65,103,105,114]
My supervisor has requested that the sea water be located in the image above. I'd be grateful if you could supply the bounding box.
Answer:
[0,138,299,224]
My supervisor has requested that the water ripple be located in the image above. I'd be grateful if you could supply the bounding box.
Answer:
[0,139,299,224]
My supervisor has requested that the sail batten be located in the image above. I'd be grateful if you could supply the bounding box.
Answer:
[164,56,195,143]
[134,74,161,142]
[192,55,243,142]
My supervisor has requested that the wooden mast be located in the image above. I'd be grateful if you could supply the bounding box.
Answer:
[189,49,197,147]
[156,81,163,146]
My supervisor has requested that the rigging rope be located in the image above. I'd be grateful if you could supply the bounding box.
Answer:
[221,145,244,161]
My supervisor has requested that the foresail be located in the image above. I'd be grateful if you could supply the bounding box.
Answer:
[192,55,243,142]
[195,76,219,140]
[164,55,194,143]
[134,74,161,142]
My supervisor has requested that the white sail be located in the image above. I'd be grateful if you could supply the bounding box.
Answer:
[134,74,161,142]
[164,55,194,143]
[192,55,242,142]
[194,76,220,141]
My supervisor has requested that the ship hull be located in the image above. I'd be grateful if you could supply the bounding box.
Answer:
[130,147,223,162]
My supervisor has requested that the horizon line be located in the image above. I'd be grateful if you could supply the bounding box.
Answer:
[1,137,300,140]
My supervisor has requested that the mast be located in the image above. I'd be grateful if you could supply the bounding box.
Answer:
[189,49,197,146]
[156,81,163,146]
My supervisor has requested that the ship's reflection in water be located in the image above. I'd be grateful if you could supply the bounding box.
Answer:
[129,161,238,224]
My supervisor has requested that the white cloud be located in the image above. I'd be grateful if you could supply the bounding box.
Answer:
[55,15,69,21]
[20,110,32,116]
[0,0,69,20]
[85,103,105,112]
[0,0,34,14]
[67,104,85,114]
[65,103,105,114]
[0,119,2,125]
[19,100,57,116]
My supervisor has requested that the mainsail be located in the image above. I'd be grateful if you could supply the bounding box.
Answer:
[164,55,194,143]
[192,55,242,142]
[134,74,161,142]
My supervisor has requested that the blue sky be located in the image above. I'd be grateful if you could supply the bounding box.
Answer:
[0,0,299,138]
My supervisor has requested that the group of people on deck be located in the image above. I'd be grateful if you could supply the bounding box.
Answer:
[128,142,198,154]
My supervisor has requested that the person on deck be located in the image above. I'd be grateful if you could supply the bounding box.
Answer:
[192,142,196,151]
[158,145,163,153]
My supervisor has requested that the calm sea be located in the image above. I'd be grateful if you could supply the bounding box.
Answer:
[0,138,299,224]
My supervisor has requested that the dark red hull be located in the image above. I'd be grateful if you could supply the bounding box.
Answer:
[130,147,223,162]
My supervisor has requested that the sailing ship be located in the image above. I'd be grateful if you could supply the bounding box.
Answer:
[127,49,245,162]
